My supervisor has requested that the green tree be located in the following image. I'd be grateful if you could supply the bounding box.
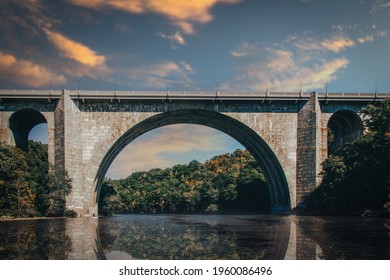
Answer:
[44,164,73,217]
[26,140,49,214]
[99,179,121,216]
[0,141,73,217]
[0,142,35,217]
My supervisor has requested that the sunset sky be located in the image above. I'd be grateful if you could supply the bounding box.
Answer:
[2,0,390,178]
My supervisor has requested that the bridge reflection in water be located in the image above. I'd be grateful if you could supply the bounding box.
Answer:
[0,215,388,260]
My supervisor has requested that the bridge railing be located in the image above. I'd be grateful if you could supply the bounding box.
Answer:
[63,90,390,101]
[0,89,63,98]
[0,89,389,101]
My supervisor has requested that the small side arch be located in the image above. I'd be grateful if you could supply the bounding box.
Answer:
[327,110,363,153]
[8,108,47,151]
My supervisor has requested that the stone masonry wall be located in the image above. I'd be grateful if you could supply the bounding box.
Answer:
[54,93,65,167]
[225,112,297,208]
[296,93,321,204]
[62,92,84,215]
[80,111,158,214]
[0,111,13,145]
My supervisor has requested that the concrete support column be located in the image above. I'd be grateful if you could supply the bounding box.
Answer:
[55,91,86,216]
[296,92,322,204]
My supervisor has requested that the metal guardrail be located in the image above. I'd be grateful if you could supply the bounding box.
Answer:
[0,89,389,102]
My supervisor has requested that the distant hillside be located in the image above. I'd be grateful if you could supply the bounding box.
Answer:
[99,149,270,215]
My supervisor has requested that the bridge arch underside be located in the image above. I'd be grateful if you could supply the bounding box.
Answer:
[92,109,291,213]
[327,110,363,153]
[8,108,47,151]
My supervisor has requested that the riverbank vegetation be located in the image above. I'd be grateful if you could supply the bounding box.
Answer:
[304,99,390,217]
[99,149,270,215]
[0,141,72,218]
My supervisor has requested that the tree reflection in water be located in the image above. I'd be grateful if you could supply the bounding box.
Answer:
[98,215,291,260]
[0,219,72,260]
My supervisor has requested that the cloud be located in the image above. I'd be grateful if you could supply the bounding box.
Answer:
[66,0,241,34]
[124,61,193,89]
[228,44,349,92]
[320,36,355,53]
[0,1,110,84]
[371,1,390,13]
[180,61,194,73]
[0,52,66,87]
[106,124,232,178]
[158,31,186,46]
[45,30,106,67]
[295,35,355,53]
[230,42,259,57]
[377,30,388,37]
[358,35,375,44]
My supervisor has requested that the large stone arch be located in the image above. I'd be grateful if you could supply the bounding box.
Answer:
[8,108,47,151]
[327,110,363,153]
[89,109,291,214]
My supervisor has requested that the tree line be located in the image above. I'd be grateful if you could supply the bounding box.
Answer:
[99,149,270,215]
[304,98,390,216]
[0,141,72,218]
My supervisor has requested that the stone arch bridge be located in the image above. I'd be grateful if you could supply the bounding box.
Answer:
[1,90,388,216]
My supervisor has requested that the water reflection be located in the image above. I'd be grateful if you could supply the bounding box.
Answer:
[99,215,290,260]
[0,219,72,259]
[295,216,390,260]
[0,215,388,260]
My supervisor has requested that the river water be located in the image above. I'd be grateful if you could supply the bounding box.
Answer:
[0,214,388,260]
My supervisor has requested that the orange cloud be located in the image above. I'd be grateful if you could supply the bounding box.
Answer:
[0,52,66,87]
[265,48,294,72]
[45,30,106,66]
[320,36,355,53]
[67,0,241,34]
[305,58,349,88]
[294,35,355,53]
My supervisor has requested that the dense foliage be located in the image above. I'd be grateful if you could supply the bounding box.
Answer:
[0,141,72,217]
[0,142,35,217]
[99,149,270,215]
[304,99,390,216]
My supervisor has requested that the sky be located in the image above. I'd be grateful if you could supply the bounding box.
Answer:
[4,0,390,178]
[106,124,244,179]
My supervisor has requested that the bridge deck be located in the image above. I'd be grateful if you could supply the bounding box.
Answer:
[0,90,389,102]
